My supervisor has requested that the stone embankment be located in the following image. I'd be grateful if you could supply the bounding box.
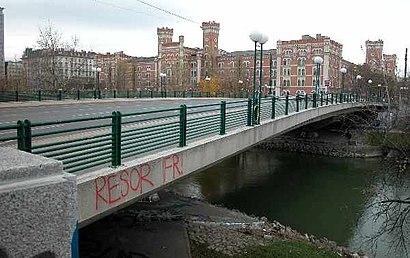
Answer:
[80,190,369,257]
[258,130,383,158]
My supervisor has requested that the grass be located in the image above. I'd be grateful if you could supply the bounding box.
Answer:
[191,240,341,258]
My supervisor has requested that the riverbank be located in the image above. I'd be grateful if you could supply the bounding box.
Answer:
[80,190,369,258]
[258,129,384,158]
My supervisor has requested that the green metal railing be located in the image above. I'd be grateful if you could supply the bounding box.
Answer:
[0,90,251,103]
[0,93,375,174]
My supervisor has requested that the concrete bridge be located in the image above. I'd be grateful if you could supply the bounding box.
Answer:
[77,101,377,226]
[0,98,383,257]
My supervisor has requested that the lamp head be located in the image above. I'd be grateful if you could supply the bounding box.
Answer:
[249,31,263,43]
[259,34,269,44]
[340,67,347,74]
[368,79,372,84]
[356,75,362,80]
[313,56,323,64]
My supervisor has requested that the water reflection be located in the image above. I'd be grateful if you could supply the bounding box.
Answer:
[171,149,410,257]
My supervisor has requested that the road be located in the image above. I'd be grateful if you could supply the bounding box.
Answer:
[0,98,235,125]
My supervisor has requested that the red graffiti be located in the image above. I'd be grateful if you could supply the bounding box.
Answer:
[95,163,154,210]
[163,154,184,183]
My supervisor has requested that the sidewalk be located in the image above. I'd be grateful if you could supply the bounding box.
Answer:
[0,97,230,109]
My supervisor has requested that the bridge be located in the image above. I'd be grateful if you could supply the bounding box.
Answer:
[0,93,383,257]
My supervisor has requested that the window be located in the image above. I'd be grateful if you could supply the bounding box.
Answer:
[244,61,250,68]
[146,66,151,71]
[218,62,223,69]
[297,58,306,67]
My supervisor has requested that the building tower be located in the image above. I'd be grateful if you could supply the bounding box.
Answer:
[157,27,173,82]
[0,7,4,78]
[201,21,220,75]
[157,27,173,56]
[365,40,384,72]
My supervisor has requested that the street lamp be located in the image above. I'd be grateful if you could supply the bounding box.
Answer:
[313,56,323,107]
[92,67,102,99]
[367,79,372,100]
[356,75,362,97]
[238,80,243,96]
[205,76,211,94]
[249,31,263,125]
[257,34,269,124]
[340,67,347,92]
[160,72,166,97]
[340,67,347,102]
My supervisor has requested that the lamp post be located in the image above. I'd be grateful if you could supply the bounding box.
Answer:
[367,79,372,100]
[92,67,102,99]
[340,67,347,92]
[205,76,211,95]
[313,56,323,107]
[160,72,166,97]
[356,75,362,97]
[249,31,263,125]
[269,51,273,95]
[340,67,347,102]
[257,34,269,124]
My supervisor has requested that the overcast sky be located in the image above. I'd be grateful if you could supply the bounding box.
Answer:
[3,0,409,74]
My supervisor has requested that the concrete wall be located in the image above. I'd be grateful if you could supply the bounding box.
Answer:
[77,102,367,227]
[0,147,77,258]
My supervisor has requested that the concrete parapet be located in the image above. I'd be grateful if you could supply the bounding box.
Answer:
[0,147,78,258]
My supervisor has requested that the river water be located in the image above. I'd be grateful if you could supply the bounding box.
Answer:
[170,149,410,258]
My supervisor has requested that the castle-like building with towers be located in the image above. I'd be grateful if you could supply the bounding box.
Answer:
[13,18,397,94]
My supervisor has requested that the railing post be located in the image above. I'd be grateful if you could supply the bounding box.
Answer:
[296,95,300,112]
[15,90,19,102]
[285,94,289,115]
[58,89,62,101]
[139,90,142,98]
[305,94,308,109]
[179,104,187,147]
[24,120,32,152]
[127,90,130,98]
[38,90,42,101]
[335,93,338,104]
[77,90,80,101]
[331,93,334,104]
[320,93,324,106]
[271,96,276,119]
[339,92,343,103]
[93,90,96,99]
[326,93,329,105]
[247,98,253,126]
[313,93,317,108]
[111,111,122,167]
[98,90,101,99]
[150,90,153,98]
[17,120,25,151]
[220,101,226,135]
[114,90,117,99]
[183,91,186,98]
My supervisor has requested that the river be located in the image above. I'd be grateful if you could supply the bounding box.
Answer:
[170,148,410,258]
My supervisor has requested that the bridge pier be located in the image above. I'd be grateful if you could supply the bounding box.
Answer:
[0,147,78,258]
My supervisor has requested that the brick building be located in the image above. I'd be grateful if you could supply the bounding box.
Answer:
[365,40,397,77]
[276,34,344,96]
[95,51,133,90]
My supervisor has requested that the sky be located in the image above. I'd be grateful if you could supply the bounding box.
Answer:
[2,0,409,75]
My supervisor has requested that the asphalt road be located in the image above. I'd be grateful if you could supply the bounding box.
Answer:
[0,98,235,125]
